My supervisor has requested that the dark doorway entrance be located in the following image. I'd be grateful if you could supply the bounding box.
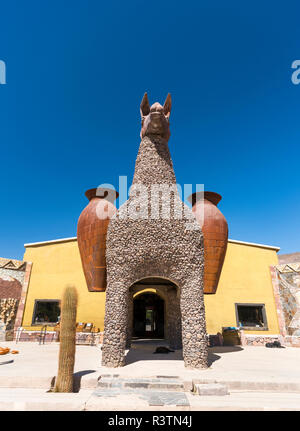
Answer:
[133,293,164,338]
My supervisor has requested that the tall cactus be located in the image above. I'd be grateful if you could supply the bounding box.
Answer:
[54,285,78,392]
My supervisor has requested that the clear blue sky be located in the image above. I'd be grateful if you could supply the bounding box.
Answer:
[0,1,299,260]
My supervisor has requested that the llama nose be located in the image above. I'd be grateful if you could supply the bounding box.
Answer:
[150,113,163,128]
[150,111,162,120]
[150,103,163,113]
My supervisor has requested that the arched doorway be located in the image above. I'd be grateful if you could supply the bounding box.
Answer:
[133,292,164,338]
[128,277,182,349]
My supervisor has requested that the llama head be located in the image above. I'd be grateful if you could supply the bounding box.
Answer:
[140,93,171,141]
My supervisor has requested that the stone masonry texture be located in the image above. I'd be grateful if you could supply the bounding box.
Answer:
[102,95,208,369]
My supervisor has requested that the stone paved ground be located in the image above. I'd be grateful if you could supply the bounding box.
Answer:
[1,340,300,387]
[0,388,300,411]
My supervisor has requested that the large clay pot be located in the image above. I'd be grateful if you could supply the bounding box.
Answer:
[77,188,118,292]
[188,191,228,294]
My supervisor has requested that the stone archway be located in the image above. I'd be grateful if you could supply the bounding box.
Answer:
[126,277,183,350]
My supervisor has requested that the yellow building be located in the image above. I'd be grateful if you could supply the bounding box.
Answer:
[20,236,280,344]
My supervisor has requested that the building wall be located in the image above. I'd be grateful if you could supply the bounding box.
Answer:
[204,242,280,335]
[22,240,106,331]
[22,238,280,335]
[274,263,300,338]
[0,258,28,340]
[0,258,26,300]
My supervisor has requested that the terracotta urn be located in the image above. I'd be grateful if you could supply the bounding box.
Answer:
[188,191,228,294]
[77,188,118,292]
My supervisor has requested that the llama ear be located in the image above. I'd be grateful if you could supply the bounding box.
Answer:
[140,92,150,117]
[163,93,172,118]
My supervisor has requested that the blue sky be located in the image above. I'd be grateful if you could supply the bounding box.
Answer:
[0,0,299,260]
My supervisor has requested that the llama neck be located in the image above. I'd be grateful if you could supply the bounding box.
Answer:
[132,136,177,186]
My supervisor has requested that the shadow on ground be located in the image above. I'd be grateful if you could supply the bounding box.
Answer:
[73,369,97,392]
[0,360,14,366]
[125,339,244,366]
[125,339,183,365]
[208,346,243,366]
[49,369,97,393]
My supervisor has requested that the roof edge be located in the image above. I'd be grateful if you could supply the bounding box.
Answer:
[24,236,280,251]
[228,238,280,252]
[24,237,77,247]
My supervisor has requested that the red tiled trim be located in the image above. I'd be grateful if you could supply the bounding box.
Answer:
[13,262,32,337]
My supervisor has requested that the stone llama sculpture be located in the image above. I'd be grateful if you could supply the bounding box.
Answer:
[102,93,208,369]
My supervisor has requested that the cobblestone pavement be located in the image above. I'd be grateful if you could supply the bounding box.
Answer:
[0,388,300,411]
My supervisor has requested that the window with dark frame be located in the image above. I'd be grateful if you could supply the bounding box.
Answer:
[32,300,60,325]
[235,304,268,330]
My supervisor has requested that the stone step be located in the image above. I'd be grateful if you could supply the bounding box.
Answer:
[94,374,190,407]
[97,375,185,392]
[193,383,229,396]
[94,375,230,407]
